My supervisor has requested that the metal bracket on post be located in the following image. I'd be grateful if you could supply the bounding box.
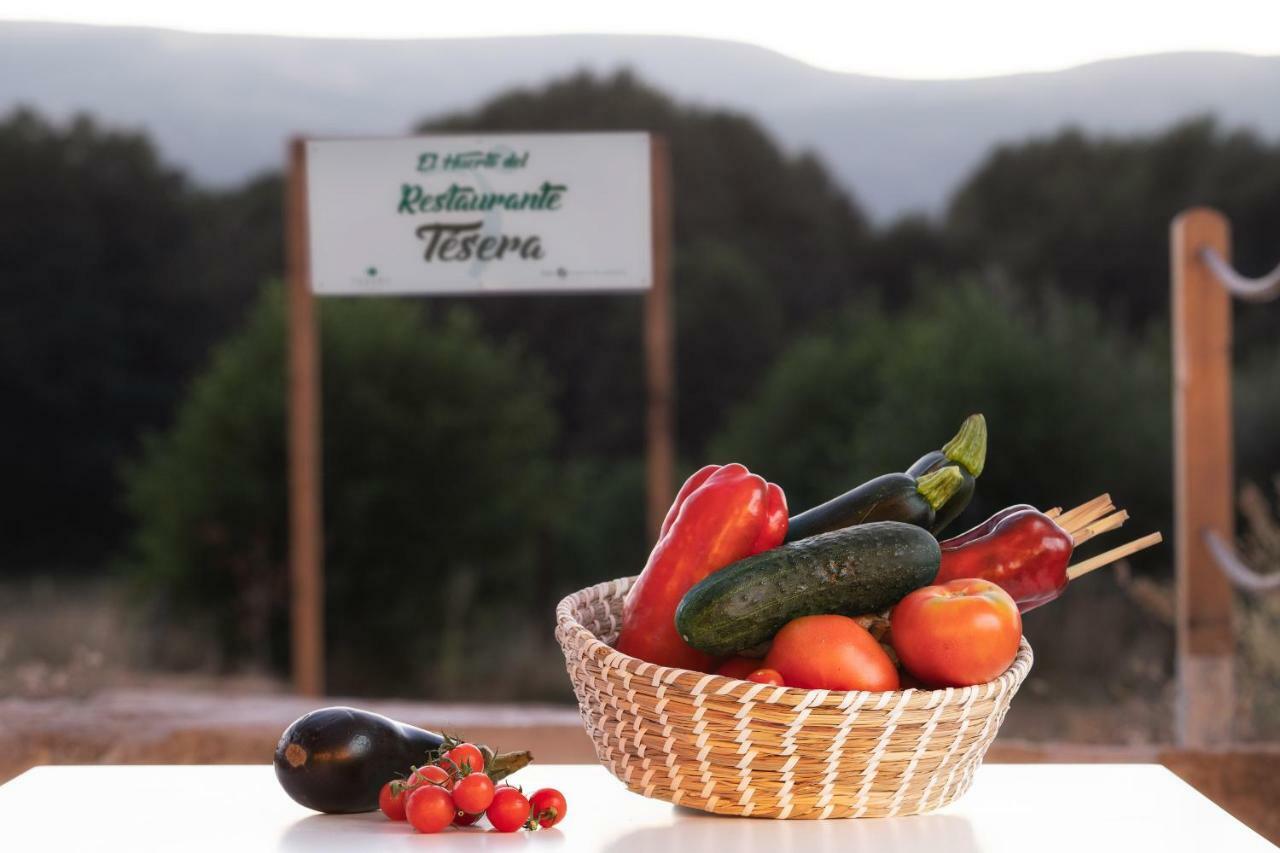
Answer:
[1203,530,1280,593]
[1199,248,1280,302]
[1195,245,1280,597]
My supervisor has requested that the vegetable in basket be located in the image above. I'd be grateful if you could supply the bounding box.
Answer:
[675,521,940,657]
[715,656,763,679]
[935,506,1074,612]
[615,463,787,672]
[784,413,985,542]
[906,413,987,534]
[891,578,1022,687]
[936,497,1165,613]
[764,614,899,691]
[784,466,964,542]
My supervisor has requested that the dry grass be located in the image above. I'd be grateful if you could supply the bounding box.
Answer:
[1236,476,1280,740]
[0,576,148,698]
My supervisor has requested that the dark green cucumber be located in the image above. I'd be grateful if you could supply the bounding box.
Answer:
[675,521,941,657]
[907,414,987,535]
[784,466,962,542]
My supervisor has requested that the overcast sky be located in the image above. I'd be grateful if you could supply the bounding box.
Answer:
[3,0,1279,79]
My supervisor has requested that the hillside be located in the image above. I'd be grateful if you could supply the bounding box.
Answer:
[3,22,1278,218]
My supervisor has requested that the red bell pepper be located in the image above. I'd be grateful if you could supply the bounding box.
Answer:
[935,507,1074,612]
[615,463,787,671]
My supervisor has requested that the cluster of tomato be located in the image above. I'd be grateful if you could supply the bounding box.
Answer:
[376,741,566,835]
[714,578,1022,691]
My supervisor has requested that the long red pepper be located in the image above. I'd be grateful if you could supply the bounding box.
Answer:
[935,507,1074,612]
[615,463,787,671]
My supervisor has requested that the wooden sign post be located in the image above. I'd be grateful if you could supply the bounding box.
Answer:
[1170,208,1235,747]
[285,140,325,698]
[645,138,675,540]
[284,133,674,696]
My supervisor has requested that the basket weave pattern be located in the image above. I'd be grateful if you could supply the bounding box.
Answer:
[556,576,1033,819]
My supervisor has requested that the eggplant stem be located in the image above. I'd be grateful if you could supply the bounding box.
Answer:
[486,749,534,783]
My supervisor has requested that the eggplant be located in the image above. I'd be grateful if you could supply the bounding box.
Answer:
[274,706,531,814]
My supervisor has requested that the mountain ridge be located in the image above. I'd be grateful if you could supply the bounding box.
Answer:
[3,21,1278,219]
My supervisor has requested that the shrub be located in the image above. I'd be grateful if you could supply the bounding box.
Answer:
[124,285,558,694]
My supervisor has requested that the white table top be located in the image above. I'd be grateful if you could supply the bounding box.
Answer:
[0,763,1272,852]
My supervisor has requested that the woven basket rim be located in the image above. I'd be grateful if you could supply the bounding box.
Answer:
[556,575,1033,709]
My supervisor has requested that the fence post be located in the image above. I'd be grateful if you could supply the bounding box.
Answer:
[1170,207,1234,746]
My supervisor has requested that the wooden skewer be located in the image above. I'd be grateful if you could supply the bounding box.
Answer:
[1055,493,1108,524]
[1059,500,1117,535]
[1044,506,1063,519]
[1071,509,1129,546]
[1055,494,1112,531]
[1066,532,1163,580]
[1059,497,1115,533]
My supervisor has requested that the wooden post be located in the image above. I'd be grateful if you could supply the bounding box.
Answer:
[285,139,325,697]
[1171,208,1234,746]
[644,136,676,542]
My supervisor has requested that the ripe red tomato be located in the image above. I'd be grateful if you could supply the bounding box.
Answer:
[764,614,899,691]
[405,785,455,834]
[411,764,452,790]
[529,788,567,828]
[486,786,531,833]
[453,809,482,827]
[891,578,1022,687]
[452,772,496,814]
[377,779,408,821]
[714,656,760,680]
[443,742,485,775]
[746,668,785,686]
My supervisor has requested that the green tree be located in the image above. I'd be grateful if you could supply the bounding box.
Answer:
[0,110,282,570]
[124,285,559,695]
[945,117,1280,349]
[713,279,1170,527]
[419,71,874,457]
[0,109,194,566]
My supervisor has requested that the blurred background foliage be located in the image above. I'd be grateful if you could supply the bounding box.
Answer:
[1,71,1278,710]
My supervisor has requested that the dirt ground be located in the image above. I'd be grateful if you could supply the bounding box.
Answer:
[1,686,1276,844]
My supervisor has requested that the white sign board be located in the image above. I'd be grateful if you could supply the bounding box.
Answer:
[305,133,653,295]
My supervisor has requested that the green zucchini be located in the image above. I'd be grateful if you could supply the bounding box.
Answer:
[784,466,962,543]
[906,414,987,535]
[675,521,941,657]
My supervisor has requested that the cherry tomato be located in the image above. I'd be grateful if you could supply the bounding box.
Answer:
[746,668,785,686]
[486,786,531,833]
[453,809,482,827]
[442,742,485,775]
[377,779,409,821]
[529,788,567,828]
[411,763,452,790]
[764,614,900,691]
[405,784,455,834]
[452,771,496,814]
[891,578,1022,687]
[714,656,761,680]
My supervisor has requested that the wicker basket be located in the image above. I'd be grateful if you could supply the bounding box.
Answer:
[556,576,1033,819]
